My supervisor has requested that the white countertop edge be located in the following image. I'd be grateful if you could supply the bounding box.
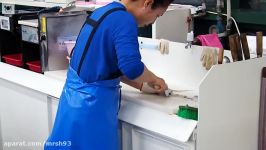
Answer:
[0,62,64,98]
[118,100,197,143]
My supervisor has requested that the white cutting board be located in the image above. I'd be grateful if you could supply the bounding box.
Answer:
[121,83,197,114]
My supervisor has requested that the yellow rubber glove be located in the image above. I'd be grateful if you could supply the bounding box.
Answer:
[159,39,169,54]
[200,46,218,70]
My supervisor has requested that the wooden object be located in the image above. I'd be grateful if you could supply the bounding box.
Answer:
[240,33,250,60]
[229,34,238,62]
[218,48,224,64]
[235,35,243,61]
[256,31,263,57]
[258,67,266,150]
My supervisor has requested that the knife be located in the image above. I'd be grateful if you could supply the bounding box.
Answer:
[164,89,197,100]
[141,83,195,98]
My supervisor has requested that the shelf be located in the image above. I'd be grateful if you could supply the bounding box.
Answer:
[0,0,69,8]
[18,19,38,27]
[200,9,266,26]
[231,9,266,25]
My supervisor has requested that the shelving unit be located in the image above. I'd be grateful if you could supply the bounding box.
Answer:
[0,0,70,8]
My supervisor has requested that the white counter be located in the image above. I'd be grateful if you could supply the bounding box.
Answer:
[1,37,264,150]
[0,62,197,150]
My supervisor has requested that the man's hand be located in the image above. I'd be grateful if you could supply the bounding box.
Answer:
[140,82,157,94]
[141,77,168,94]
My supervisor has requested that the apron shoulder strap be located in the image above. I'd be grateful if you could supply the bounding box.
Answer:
[72,7,125,76]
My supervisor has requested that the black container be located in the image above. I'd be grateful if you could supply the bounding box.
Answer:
[0,9,38,67]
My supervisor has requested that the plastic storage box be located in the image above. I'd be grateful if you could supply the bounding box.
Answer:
[2,53,23,67]
[177,105,198,121]
[26,60,41,73]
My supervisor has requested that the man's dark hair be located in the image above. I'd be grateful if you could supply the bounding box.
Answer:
[151,0,174,9]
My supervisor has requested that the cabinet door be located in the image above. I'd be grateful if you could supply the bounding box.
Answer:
[0,79,49,150]
[132,127,189,150]
[0,118,3,150]
[121,122,133,150]
[47,95,59,133]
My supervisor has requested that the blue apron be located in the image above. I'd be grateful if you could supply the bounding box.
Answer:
[44,7,125,150]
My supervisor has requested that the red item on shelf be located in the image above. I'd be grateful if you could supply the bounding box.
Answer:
[26,60,42,73]
[2,53,23,67]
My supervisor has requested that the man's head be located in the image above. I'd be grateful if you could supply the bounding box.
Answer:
[122,0,173,27]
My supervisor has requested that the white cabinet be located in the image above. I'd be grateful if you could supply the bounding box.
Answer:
[121,122,133,150]
[132,129,187,150]
[0,119,3,150]
[0,79,49,150]
[0,76,60,150]
[121,122,194,150]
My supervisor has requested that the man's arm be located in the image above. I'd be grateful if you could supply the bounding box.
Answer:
[120,76,142,90]
[120,65,167,93]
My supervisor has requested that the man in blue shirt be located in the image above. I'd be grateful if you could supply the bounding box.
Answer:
[45,0,172,149]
